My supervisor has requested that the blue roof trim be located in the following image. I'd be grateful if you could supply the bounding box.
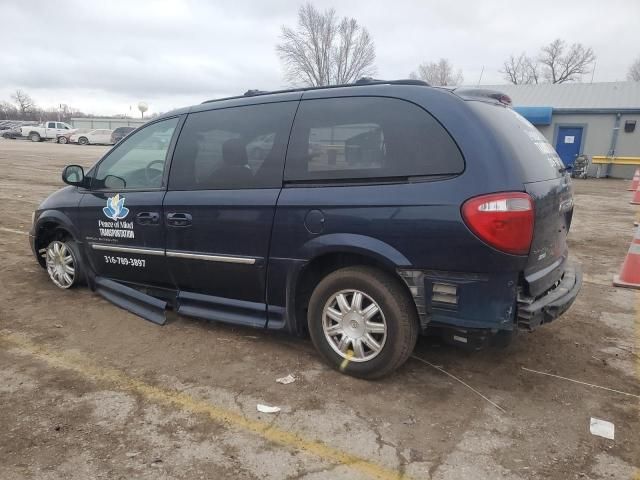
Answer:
[514,106,553,125]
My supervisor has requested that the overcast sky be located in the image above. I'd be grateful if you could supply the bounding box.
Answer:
[2,0,638,116]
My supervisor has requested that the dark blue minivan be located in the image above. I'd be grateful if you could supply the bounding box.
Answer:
[30,79,582,378]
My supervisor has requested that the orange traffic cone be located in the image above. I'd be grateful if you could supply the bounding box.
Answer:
[632,185,640,205]
[613,227,640,289]
[628,169,640,191]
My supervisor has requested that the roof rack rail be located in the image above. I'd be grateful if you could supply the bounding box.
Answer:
[202,78,431,104]
[354,77,430,87]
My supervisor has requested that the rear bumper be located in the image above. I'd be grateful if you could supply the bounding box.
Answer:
[517,262,582,330]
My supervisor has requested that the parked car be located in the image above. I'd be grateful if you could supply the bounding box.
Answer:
[57,128,90,144]
[29,78,581,379]
[70,129,114,145]
[21,121,73,142]
[1,127,22,139]
[111,126,136,144]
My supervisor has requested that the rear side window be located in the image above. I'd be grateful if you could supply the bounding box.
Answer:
[285,97,463,182]
[169,102,298,190]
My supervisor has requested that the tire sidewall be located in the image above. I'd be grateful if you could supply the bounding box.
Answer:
[308,268,412,378]
[46,238,85,288]
[79,137,88,145]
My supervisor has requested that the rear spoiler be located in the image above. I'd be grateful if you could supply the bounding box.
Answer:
[448,87,512,106]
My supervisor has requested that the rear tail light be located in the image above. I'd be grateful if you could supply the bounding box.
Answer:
[461,192,534,255]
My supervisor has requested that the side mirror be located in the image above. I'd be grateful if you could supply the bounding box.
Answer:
[62,165,85,186]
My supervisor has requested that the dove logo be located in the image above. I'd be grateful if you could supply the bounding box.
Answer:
[103,194,130,221]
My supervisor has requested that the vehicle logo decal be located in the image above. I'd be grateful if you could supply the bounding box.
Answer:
[103,194,130,221]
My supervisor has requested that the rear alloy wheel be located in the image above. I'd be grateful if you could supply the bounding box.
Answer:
[30,132,41,142]
[78,137,89,145]
[308,266,418,379]
[45,240,81,289]
[322,289,387,362]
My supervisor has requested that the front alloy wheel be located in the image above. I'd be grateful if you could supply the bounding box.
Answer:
[322,289,387,362]
[46,240,77,289]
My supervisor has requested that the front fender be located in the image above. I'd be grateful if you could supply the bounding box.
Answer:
[33,210,82,243]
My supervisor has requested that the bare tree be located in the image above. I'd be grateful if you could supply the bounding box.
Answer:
[628,56,640,81]
[502,39,596,85]
[539,39,596,83]
[410,58,463,86]
[501,53,539,84]
[11,89,36,118]
[0,101,18,119]
[276,3,376,86]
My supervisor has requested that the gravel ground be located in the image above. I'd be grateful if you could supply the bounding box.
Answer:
[0,139,638,480]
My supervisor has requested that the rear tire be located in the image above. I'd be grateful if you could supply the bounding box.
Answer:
[30,132,41,142]
[307,266,418,379]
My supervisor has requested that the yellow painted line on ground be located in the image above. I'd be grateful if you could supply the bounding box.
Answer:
[0,332,408,480]
[0,227,28,236]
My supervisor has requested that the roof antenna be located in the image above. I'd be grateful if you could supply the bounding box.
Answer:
[477,66,484,86]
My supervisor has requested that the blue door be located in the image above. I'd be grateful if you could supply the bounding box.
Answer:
[555,127,583,167]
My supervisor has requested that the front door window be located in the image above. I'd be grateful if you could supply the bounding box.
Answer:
[93,117,179,190]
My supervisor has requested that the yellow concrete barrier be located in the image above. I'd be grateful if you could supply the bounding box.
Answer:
[591,156,640,165]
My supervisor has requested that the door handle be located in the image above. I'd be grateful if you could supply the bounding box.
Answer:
[166,212,192,227]
[136,212,160,225]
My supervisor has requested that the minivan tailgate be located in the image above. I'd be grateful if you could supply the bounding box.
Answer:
[523,174,574,297]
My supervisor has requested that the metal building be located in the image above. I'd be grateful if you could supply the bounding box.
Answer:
[483,82,640,178]
[70,117,146,130]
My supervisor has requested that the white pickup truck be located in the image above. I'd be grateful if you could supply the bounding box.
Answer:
[21,121,73,142]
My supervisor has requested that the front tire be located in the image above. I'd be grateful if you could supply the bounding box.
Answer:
[78,137,89,145]
[45,239,83,289]
[58,136,68,144]
[308,266,418,379]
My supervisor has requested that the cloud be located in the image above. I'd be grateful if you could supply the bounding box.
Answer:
[1,0,638,115]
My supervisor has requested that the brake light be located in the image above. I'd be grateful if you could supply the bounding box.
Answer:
[461,192,534,255]
[489,92,512,106]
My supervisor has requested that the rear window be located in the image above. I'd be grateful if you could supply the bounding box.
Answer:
[284,97,464,182]
[469,102,563,182]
